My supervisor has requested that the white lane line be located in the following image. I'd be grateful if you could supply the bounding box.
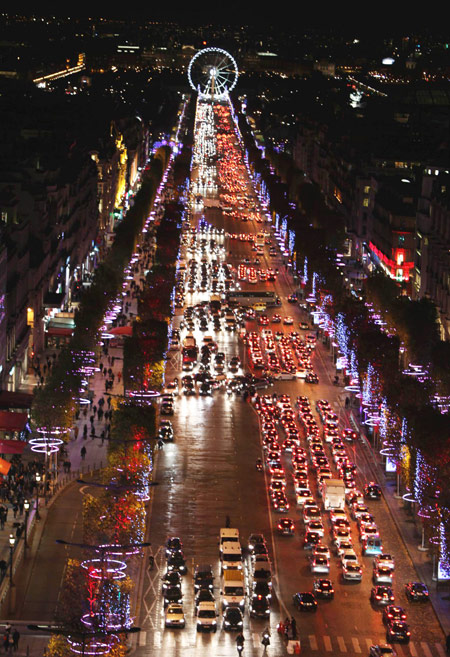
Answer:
[421,642,433,657]
[309,635,318,650]
[337,636,347,652]
[409,641,418,657]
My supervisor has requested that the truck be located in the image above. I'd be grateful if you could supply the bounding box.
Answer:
[323,478,346,510]
[221,569,245,610]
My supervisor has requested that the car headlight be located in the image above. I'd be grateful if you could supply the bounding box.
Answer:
[239,600,245,607]
[212,621,217,625]
[224,621,230,626]
[223,600,228,607]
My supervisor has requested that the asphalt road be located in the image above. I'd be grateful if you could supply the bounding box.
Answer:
[135,103,445,657]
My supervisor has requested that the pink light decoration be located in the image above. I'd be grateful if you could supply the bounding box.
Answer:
[81,558,127,580]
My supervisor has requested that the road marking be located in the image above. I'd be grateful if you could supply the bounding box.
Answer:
[309,635,318,650]
[435,643,446,657]
[409,641,418,656]
[337,636,347,652]
[252,633,260,647]
[365,638,374,650]
[153,630,162,648]
[138,631,146,646]
[421,642,433,657]
[352,637,361,653]
[323,635,332,651]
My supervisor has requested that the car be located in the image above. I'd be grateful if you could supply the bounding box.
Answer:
[374,554,395,571]
[196,601,217,632]
[305,372,319,384]
[283,316,294,325]
[313,544,331,560]
[373,566,393,585]
[386,620,410,643]
[164,585,183,607]
[166,537,183,555]
[160,402,174,415]
[194,564,214,591]
[313,578,334,599]
[252,542,269,558]
[195,588,215,611]
[252,580,272,601]
[369,645,397,657]
[310,556,330,574]
[223,606,244,631]
[371,585,395,606]
[249,594,271,618]
[365,482,382,499]
[165,603,185,628]
[287,294,298,304]
[277,518,295,535]
[158,420,174,442]
[303,530,322,549]
[382,605,407,624]
[292,592,317,611]
[299,322,309,330]
[342,562,363,581]
[404,581,429,601]
[161,570,182,592]
[167,550,187,574]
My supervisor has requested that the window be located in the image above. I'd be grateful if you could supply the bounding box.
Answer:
[364,186,370,194]
[363,198,369,207]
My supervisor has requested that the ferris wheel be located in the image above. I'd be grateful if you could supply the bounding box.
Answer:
[187,47,238,101]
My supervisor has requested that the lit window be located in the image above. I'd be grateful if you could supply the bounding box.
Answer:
[364,185,370,194]
[363,198,369,207]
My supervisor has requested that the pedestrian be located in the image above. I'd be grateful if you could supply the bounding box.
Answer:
[290,616,297,639]
[12,629,19,652]
[74,425,79,440]
[93,405,97,416]
[90,415,94,425]
[90,426,95,437]
[3,634,10,654]
[12,504,18,519]
[80,446,86,461]
[83,424,88,438]
[225,515,231,528]
[157,439,164,449]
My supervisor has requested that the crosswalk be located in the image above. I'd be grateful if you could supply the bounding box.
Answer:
[138,629,446,656]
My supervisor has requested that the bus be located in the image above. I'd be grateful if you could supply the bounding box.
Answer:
[226,291,279,307]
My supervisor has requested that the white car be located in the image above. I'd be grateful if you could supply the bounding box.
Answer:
[330,509,348,525]
[374,554,395,571]
[373,566,393,585]
[342,562,362,581]
[296,490,312,506]
[313,544,331,560]
[308,520,325,537]
[340,550,359,567]
[310,556,330,574]
[165,603,186,628]
[274,372,297,381]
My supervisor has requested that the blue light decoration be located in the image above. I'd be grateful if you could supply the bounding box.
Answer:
[312,271,318,298]
[379,397,388,442]
[281,216,288,243]
[288,230,295,255]
[335,313,350,361]
[303,257,308,285]
[362,363,375,406]
[275,213,280,232]
[413,448,437,509]
[349,349,359,381]
[438,521,450,579]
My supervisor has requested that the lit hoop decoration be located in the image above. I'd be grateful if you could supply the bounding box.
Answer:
[402,491,416,503]
[380,447,396,457]
[81,558,127,580]
[81,613,131,633]
[67,636,117,656]
[30,426,65,455]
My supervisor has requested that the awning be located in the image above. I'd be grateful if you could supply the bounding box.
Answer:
[0,439,27,454]
[46,327,74,337]
[0,391,33,410]
[0,411,29,432]
[43,292,64,308]
[0,458,11,476]
[109,326,133,336]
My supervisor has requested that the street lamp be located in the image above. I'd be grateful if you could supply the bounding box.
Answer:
[23,499,30,552]
[9,533,15,613]
[35,473,41,520]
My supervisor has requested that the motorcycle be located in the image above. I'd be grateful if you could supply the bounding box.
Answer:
[261,631,270,647]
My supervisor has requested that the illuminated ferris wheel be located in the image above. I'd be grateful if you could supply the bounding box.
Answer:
[187,47,238,101]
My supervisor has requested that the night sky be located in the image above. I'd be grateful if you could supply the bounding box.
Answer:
[1,0,443,34]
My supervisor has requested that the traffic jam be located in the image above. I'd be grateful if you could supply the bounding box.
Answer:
[157,98,436,656]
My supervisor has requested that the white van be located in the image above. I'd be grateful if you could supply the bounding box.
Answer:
[220,542,243,571]
[219,528,240,548]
